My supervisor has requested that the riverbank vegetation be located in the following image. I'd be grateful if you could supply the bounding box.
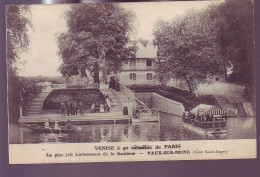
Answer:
[128,84,219,111]
[8,77,43,122]
[6,5,33,122]
[42,89,105,111]
[153,0,254,105]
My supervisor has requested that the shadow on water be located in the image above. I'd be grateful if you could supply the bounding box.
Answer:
[9,112,256,144]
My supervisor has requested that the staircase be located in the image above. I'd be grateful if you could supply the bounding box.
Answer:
[116,84,159,120]
[26,89,51,116]
[99,88,123,112]
[215,95,248,117]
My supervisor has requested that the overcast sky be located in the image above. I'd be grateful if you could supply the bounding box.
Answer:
[17,1,219,77]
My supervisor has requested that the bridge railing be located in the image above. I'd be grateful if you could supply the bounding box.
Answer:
[51,83,99,89]
[133,108,159,119]
[119,83,159,119]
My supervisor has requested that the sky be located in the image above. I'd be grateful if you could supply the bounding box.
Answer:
[17,1,219,77]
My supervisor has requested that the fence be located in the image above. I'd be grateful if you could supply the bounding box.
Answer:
[51,83,99,89]
[133,108,159,119]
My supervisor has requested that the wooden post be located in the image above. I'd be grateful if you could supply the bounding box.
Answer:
[20,105,23,118]
[157,111,160,131]
[20,128,23,144]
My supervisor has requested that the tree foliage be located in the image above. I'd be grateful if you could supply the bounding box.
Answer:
[208,0,254,85]
[153,10,224,93]
[58,3,136,80]
[6,5,32,122]
[153,0,254,93]
[6,5,32,77]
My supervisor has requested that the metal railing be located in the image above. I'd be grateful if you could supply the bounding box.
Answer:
[51,83,99,89]
[133,108,159,119]
[119,83,159,119]
[51,84,69,89]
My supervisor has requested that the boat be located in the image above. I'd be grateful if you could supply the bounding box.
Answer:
[182,104,227,135]
[182,117,227,135]
[20,123,75,133]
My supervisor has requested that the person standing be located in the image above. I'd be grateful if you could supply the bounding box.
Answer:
[73,101,78,115]
[123,102,128,115]
[79,101,84,116]
[105,97,111,112]
[100,103,105,113]
[60,102,66,117]
[70,100,74,115]
[65,101,70,116]
[91,103,95,113]
[95,101,100,113]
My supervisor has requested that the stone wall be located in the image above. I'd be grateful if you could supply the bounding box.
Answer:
[135,93,185,116]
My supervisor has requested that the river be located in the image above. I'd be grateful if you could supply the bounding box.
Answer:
[9,112,256,144]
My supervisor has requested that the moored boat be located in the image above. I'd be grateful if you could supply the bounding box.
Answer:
[20,123,75,133]
[182,117,227,135]
[182,104,227,135]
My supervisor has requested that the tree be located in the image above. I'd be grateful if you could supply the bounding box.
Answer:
[208,0,254,86]
[6,5,32,122]
[6,5,32,77]
[153,10,225,93]
[58,3,136,82]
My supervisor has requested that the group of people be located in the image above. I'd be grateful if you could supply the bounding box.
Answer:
[182,111,227,122]
[90,96,112,113]
[59,96,112,117]
[60,100,85,117]
[44,119,74,130]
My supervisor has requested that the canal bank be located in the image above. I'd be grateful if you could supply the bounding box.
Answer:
[135,92,185,116]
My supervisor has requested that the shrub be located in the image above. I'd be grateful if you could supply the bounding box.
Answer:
[20,78,43,115]
[127,84,219,111]
[189,95,220,111]
[109,76,120,91]
[128,84,159,92]
[42,89,105,110]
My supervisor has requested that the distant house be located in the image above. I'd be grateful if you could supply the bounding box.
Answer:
[118,43,158,85]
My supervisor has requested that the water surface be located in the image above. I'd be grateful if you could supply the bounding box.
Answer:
[9,112,256,144]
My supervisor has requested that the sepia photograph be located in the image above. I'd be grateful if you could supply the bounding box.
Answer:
[6,0,256,163]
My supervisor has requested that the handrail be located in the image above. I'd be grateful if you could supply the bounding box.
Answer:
[51,83,98,89]
[119,84,150,110]
[119,83,159,119]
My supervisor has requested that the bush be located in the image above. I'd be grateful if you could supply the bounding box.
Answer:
[42,89,105,110]
[127,84,219,111]
[109,77,120,91]
[8,76,43,120]
[128,84,159,92]
[188,95,220,111]
[20,78,43,116]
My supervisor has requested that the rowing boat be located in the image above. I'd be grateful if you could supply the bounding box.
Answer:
[20,123,75,133]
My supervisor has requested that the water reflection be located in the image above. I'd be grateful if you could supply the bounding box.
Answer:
[9,112,256,144]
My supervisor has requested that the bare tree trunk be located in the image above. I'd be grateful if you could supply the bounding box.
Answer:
[94,62,100,88]
[185,78,193,94]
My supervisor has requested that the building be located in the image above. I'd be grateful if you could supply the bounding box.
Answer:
[118,43,158,85]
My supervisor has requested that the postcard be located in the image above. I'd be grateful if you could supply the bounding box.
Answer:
[7,0,256,164]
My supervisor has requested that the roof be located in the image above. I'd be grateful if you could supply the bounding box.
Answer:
[190,104,214,114]
[190,104,226,115]
[135,42,157,58]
